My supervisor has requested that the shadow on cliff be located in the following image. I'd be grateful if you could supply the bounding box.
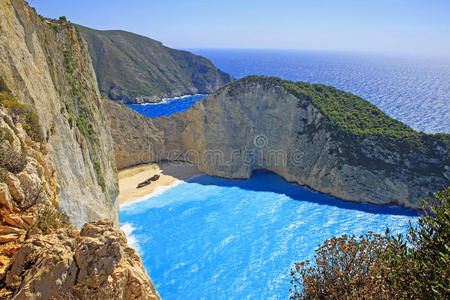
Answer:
[174,168,419,218]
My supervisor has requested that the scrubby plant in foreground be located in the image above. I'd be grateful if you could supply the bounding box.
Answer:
[380,188,450,299]
[290,233,391,299]
[290,188,450,299]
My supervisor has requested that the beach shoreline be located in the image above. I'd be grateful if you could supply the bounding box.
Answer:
[118,161,202,206]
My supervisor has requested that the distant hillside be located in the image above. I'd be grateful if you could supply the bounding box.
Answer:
[77,25,234,104]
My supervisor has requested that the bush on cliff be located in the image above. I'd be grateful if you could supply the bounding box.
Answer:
[290,188,450,299]
[0,76,10,93]
[225,76,450,166]
[0,94,43,142]
[0,144,27,174]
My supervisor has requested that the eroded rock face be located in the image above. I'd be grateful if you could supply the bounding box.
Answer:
[6,220,160,300]
[0,0,118,227]
[106,81,449,208]
[0,104,159,299]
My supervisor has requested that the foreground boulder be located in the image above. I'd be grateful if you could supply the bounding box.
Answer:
[5,220,160,300]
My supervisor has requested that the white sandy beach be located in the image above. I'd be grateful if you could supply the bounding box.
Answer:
[118,161,201,205]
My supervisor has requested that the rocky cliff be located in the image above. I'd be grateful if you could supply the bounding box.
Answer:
[107,76,449,208]
[0,99,160,298]
[78,25,234,104]
[0,1,161,296]
[0,0,118,227]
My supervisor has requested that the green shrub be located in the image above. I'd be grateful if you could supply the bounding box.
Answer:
[76,114,97,144]
[0,95,43,142]
[63,50,75,74]
[59,16,67,22]
[290,188,450,299]
[0,76,10,93]
[380,188,450,299]
[23,110,43,142]
[0,127,14,144]
[290,232,390,299]
[34,204,70,234]
[93,161,106,192]
[1,97,28,116]
[49,23,58,32]
[0,144,27,174]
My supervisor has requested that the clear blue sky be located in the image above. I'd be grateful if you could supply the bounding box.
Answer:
[27,0,450,57]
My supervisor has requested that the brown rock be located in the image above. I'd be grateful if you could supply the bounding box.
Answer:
[3,214,29,229]
[0,225,25,235]
[5,173,24,204]
[26,226,41,239]
[6,220,160,300]
[0,233,19,244]
[21,214,34,225]
[0,183,13,209]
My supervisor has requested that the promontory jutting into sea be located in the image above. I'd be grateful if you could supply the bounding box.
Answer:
[0,0,448,299]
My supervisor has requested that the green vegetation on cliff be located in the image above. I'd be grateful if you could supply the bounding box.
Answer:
[76,25,234,103]
[225,76,449,167]
[0,92,43,142]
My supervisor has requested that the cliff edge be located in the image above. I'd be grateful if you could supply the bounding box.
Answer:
[0,0,118,227]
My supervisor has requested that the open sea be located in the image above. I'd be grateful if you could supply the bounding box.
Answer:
[191,49,450,134]
[121,50,447,299]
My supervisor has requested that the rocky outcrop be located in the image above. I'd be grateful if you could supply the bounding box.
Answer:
[78,25,234,104]
[4,220,160,300]
[0,0,118,227]
[106,77,449,208]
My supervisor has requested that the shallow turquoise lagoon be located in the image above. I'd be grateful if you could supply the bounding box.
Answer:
[120,171,418,299]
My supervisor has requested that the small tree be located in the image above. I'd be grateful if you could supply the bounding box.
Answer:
[59,16,67,22]
[381,188,449,299]
[290,232,391,299]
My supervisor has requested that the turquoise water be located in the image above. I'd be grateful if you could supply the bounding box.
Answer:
[121,50,436,298]
[120,171,418,299]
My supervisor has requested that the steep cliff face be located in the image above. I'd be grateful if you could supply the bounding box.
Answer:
[0,101,159,299]
[78,25,234,104]
[0,1,160,296]
[107,77,449,208]
[0,0,118,227]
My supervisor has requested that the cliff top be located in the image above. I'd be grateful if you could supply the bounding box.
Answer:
[76,25,234,103]
[222,76,449,160]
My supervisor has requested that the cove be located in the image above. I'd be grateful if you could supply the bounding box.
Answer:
[120,171,418,299]
[126,94,207,118]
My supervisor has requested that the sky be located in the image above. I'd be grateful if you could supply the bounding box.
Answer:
[27,0,450,57]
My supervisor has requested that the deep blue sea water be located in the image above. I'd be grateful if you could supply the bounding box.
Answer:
[126,50,449,133]
[189,49,450,134]
[120,172,418,300]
